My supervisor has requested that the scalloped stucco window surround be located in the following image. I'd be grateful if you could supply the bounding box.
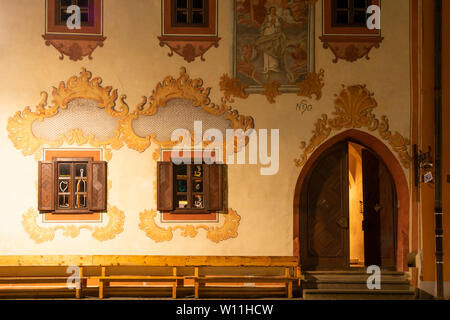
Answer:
[320,0,383,63]
[43,0,106,61]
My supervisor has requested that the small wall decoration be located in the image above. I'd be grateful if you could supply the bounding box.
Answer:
[233,0,316,93]
[296,99,312,115]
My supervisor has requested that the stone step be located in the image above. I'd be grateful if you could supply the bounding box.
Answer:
[302,272,410,282]
[302,288,416,300]
[302,280,411,290]
[303,275,410,282]
[303,270,406,276]
[302,281,410,290]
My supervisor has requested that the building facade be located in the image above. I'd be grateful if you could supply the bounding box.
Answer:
[0,0,448,299]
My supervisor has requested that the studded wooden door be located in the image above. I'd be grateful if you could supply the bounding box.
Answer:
[300,142,350,270]
[362,149,397,269]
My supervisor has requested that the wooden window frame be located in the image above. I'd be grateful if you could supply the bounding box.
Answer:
[163,0,216,36]
[331,0,370,28]
[171,162,210,214]
[43,0,105,61]
[157,151,223,215]
[171,0,209,28]
[54,0,95,27]
[53,157,93,214]
[320,0,383,63]
[46,0,102,35]
[324,0,380,35]
[159,0,220,63]
[38,155,107,215]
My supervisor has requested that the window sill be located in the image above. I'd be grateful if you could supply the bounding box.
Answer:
[50,210,94,214]
[158,35,221,63]
[42,34,106,61]
[166,208,211,214]
[319,35,384,63]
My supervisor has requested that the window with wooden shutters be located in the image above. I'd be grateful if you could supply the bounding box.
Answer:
[38,158,107,213]
[157,161,223,213]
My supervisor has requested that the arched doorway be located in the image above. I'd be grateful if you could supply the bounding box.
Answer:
[293,130,409,272]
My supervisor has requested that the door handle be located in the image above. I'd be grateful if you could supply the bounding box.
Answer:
[374,203,382,212]
[337,216,349,229]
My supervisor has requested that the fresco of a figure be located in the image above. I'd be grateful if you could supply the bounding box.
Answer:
[235,0,311,89]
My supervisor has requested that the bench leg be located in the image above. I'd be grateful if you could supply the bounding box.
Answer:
[99,279,104,299]
[172,283,177,299]
[285,267,293,298]
[99,267,106,299]
[75,267,82,299]
[287,280,293,299]
[194,267,200,298]
[194,281,199,299]
[172,267,177,299]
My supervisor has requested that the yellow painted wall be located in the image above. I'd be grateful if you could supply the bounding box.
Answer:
[418,0,450,297]
[0,0,411,256]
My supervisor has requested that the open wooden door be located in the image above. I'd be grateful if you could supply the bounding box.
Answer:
[362,149,397,269]
[300,142,350,270]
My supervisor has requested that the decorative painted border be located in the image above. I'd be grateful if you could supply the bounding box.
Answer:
[294,85,412,169]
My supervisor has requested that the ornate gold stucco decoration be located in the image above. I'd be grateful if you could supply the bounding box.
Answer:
[22,180,125,243]
[139,208,241,243]
[296,69,325,100]
[7,68,130,161]
[22,205,125,244]
[220,70,325,104]
[10,68,251,244]
[119,67,255,156]
[219,74,249,103]
[262,81,281,104]
[294,85,412,168]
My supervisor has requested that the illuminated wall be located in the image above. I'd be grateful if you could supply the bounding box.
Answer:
[0,1,413,263]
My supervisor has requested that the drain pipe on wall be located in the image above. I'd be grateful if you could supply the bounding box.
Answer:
[434,0,444,300]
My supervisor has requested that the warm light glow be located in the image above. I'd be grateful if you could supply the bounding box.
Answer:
[349,143,365,267]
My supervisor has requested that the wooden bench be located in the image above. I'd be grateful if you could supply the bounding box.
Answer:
[0,255,300,299]
[187,258,300,299]
[91,267,184,299]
